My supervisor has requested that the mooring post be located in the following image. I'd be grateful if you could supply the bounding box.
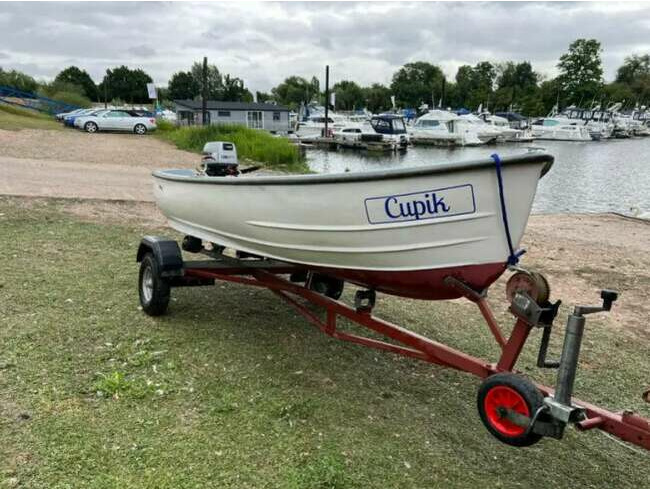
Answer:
[202,56,208,126]
[324,65,329,138]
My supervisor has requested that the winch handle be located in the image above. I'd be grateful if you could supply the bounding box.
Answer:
[574,289,619,317]
[600,289,618,311]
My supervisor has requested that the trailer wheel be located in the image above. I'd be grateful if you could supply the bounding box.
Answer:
[477,373,544,447]
[138,253,171,316]
[308,273,344,300]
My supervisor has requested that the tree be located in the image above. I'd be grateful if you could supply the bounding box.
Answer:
[454,61,497,110]
[190,61,223,100]
[557,38,603,106]
[221,74,253,102]
[271,76,319,110]
[331,80,364,110]
[255,91,273,103]
[98,66,153,104]
[54,66,97,100]
[616,54,650,85]
[362,83,392,113]
[493,61,540,112]
[168,71,199,100]
[614,54,650,105]
[390,61,445,108]
[0,68,38,93]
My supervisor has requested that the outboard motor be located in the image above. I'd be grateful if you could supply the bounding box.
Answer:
[200,141,239,177]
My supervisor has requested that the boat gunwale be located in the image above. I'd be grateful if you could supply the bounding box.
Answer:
[152,152,554,186]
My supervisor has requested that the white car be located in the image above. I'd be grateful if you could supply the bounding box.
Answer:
[75,109,157,135]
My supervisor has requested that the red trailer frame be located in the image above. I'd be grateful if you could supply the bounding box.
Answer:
[137,241,650,451]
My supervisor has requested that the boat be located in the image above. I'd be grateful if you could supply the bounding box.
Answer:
[295,111,350,138]
[560,107,614,140]
[409,110,484,147]
[479,112,534,142]
[152,152,554,300]
[332,114,409,151]
[529,117,592,141]
[456,113,502,143]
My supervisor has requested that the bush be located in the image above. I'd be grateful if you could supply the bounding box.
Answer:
[38,81,91,108]
[47,91,91,108]
[157,123,308,172]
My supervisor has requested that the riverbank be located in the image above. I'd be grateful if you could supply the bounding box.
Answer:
[1,195,649,487]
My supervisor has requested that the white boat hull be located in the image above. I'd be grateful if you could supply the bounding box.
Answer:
[153,153,553,299]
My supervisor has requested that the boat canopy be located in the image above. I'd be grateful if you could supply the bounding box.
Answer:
[370,115,407,134]
[495,112,526,122]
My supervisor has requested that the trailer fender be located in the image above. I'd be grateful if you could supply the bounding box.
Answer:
[136,236,183,276]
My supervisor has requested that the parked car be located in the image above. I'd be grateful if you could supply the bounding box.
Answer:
[56,108,85,121]
[64,108,102,127]
[75,110,157,134]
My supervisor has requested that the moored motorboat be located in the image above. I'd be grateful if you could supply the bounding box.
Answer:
[409,110,484,147]
[153,152,553,299]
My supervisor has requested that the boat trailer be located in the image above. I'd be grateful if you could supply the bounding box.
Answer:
[136,235,650,451]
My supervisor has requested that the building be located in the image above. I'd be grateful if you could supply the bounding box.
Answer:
[174,100,291,134]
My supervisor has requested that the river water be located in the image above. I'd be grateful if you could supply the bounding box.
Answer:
[306,138,650,216]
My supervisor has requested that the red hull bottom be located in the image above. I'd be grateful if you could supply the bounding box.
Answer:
[320,262,508,300]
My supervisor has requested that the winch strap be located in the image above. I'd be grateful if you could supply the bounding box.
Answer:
[491,153,524,265]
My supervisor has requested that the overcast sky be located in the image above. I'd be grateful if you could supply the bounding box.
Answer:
[1,1,650,93]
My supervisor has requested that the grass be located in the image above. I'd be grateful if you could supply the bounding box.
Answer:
[1,196,649,487]
[156,121,309,173]
[0,104,61,131]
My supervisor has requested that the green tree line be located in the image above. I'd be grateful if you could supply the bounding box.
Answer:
[2,38,650,115]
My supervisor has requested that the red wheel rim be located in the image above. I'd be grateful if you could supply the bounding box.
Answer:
[484,385,530,437]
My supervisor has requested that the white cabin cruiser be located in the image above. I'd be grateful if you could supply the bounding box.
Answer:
[409,110,483,147]
[479,112,534,142]
[152,152,553,299]
[530,117,592,141]
[296,112,350,138]
[561,107,614,140]
[332,115,409,150]
[457,114,502,143]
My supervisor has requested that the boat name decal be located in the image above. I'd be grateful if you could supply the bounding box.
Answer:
[364,184,476,224]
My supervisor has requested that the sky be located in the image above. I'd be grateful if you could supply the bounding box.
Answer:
[1,1,650,94]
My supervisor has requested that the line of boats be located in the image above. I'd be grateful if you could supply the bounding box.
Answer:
[292,103,650,150]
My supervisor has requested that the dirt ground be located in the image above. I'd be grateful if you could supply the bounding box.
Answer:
[0,128,198,169]
[0,128,200,201]
[3,128,649,339]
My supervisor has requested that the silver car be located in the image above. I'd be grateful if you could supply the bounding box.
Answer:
[75,109,157,135]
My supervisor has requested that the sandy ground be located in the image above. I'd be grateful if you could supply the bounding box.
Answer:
[0,128,198,169]
[2,128,649,340]
[0,129,200,201]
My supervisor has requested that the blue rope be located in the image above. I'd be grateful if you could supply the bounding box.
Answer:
[491,153,525,266]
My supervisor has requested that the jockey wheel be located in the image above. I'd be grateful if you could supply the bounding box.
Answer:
[477,373,545,447]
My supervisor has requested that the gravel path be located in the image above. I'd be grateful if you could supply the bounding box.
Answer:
[0,155,156,201]
[0,128,200,201]
[0,128,198,169]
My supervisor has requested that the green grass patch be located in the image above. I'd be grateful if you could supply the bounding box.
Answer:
[156,122,308,173]
[0,104,61,131]
[1,196,649,487]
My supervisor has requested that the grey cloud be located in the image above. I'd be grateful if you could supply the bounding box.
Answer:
[129,45,157,57]
[0,1,648,93]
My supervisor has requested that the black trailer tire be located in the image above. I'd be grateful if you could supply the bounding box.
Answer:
[477,373,545,447]
[138,252,171,316]
[308,273,344,300]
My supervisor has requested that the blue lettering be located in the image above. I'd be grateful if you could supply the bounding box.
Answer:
[384,196,400,218]
[383,191,452,221]
[431,193,450,213]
